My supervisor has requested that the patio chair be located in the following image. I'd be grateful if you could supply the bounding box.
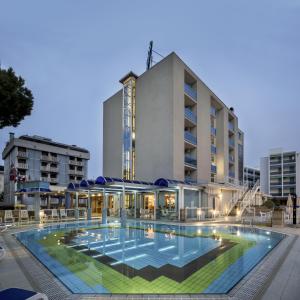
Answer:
[4,210,15,224]
[0,288,48,300]
[19,210,29,224]
[59,209,68,221]
[51,209,59,222]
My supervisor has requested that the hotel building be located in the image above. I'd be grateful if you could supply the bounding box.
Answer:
[260,149,300,200]
[101,52,245,219]
[2,134,90,206]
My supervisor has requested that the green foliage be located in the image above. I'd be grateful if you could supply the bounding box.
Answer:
[264,199,275,209]
[0,67,34,129]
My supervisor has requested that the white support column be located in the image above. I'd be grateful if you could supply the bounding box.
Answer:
[153,191,158,220]
[102,188,108,224]
[178,187,185,221]
[34,193,41,222]
[120,184,127,226]
[87,190,92,220]
[134,191,137,219]
[75,191,79,220]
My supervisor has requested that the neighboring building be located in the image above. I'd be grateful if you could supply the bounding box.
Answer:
[2,133,90,206]
[103,52,244,186]
[0,165,4,198]
[244,166,260,188]
[102,52,246,217]
[260,148,300,200]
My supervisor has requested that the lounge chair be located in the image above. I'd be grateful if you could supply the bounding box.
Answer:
[51,209,59,222]
[59,209,68,221]
[4,210,15,224]
[0,288,48,300]
[19,210,29,224]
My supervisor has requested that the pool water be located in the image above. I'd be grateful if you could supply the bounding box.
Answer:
[15,221,284,294]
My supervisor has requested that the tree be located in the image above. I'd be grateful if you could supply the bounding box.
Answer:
[0,66,34,129]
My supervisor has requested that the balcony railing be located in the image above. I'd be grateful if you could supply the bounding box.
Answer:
[184,156,197,167]
[17,163,28,169]
[229,171,235,178]
[50,167,58,173]
[229,155,235,163]
[69,160,83,166]
[229,139,235,148]
[40,166,50,172]
[211,164,217,173]
[228,122,234,132]
[17,151,28,158]
[211,145,217,154]
[41,155,58,162]
[40,177,49,181]
[184,83,197,101]
[50,178,58,183]
[211,127,217,136]
[184,131,197,145]
[184,107,197,124]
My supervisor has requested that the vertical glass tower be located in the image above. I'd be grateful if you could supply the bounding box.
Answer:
[120,72,138,180]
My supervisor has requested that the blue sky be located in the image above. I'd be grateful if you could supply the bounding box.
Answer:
[0,0,300,178]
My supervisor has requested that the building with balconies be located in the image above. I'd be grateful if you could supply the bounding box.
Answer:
[2,133,90,206]
[103,52,245,216]
[260,148,300,200]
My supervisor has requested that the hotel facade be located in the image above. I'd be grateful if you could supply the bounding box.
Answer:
[2,134,90,207]
[101,52,245,219]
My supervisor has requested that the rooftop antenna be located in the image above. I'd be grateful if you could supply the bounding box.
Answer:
[146,41,153,70]
[146,41,164,70]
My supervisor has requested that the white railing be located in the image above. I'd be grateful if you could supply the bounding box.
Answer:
[239,180,260,216]
[227,181,249,216]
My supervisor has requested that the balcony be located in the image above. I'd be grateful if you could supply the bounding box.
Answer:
[270,159,281,166]
[229,138,235,148]
[211,127,217,136]
[50,178,58,183]
[283,168,296,175]
[50,167,58,173]
[229,155,235,163]
[184,155,197,168]
[228,122,234,132]
[184,83,197,101]
[41,155,58,162]
[69,160,83,166]
[184,131,197,146]
[40,166,50,172]
[40,177,49,181]
[211,145,217,154]
[17,163,28,169]
[229,171,235,178]
[210,106,216,117]
[184,107,197,124]
[76,170,84,176]
[17,151,28,158]
[211,164,217,173]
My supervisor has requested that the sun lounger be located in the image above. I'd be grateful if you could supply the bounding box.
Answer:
[19,210,29,224]
[0,288,48,300]
[4,210,15,224]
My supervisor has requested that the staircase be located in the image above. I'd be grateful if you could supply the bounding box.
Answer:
[227,183,249,216]
[239,180,260,216]
[228,180,260,217]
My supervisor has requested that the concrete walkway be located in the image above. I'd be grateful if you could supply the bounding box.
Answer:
[259,227,300,300]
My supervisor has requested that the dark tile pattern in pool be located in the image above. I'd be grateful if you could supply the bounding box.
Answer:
[67,239,236,282]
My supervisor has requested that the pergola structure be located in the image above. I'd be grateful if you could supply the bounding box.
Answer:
[66,177,202,223]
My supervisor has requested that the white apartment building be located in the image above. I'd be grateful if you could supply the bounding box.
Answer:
[260,149,300,199]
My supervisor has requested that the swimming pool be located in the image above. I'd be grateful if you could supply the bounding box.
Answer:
[15,221,284,294]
